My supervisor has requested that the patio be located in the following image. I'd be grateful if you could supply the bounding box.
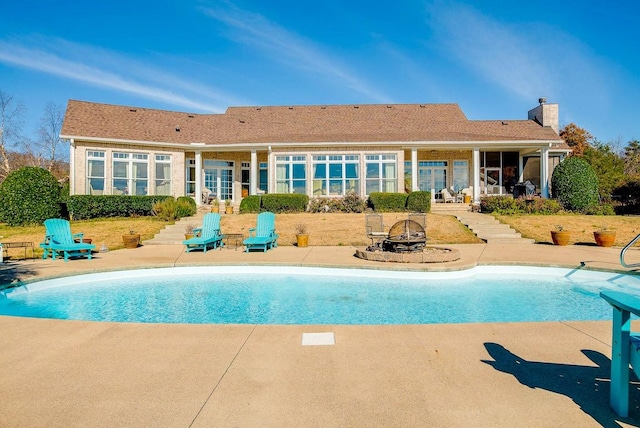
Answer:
[1,243,639,427]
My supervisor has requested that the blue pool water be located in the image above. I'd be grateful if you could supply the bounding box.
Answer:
[0,266,638,325]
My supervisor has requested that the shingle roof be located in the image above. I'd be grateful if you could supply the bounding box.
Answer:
[61,100,563,146]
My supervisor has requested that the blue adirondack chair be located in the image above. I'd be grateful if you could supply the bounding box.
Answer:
[243,212,279,252]
[600,290,640,417]
[183,213,223,253]
[40,219,96,261]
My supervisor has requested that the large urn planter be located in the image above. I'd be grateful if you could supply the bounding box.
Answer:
[551,230,571,246]
[594,231,616,247]
[122,233,140,249]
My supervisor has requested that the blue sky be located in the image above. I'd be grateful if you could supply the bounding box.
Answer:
[1,0,638,145]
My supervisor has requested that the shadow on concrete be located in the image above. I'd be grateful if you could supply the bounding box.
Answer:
[482,342,640,428]
[0,261,39,289]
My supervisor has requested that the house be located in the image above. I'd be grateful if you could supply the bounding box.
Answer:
[60,98,568,205]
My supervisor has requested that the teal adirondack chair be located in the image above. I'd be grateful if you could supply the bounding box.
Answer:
[243,212,279,252]
[40,219,96,261]
[183,213,223,253]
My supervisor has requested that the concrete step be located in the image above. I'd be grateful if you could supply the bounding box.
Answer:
[450,211,535,244]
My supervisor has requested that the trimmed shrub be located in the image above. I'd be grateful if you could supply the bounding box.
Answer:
[368,192,408,212]
[551,156,599,211]
[519,198,563,214]
[239,195,261,213]
[307,193,367,213]
[261,193,309,213]
[175,196,197,217]
[67,195,173,220]
[406,191,431,213]
[582,203,615,216]
[0,167,62,226]
[480,196,520,215]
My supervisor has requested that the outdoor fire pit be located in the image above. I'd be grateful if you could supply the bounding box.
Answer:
[383,220,426,252]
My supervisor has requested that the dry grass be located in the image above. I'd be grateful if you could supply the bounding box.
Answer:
[220,212,483,247]
[495,214,640,246]
[2,212,636,260]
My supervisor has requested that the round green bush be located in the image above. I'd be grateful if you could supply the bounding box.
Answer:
[406,191,431,212]
[239,195,261,213]
[551,157,599,211]
[0,167,62,226]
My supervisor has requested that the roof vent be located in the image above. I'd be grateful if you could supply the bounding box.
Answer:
[175,126,180,132]
[354,106,359,109]
[288,107,294,110]
[129,109,137,112]
[239,120,245,123]
[420,105,426,108]
[256,108,261,110]
[187,114,194,118]
[501,121,508,125]
[386,105,392,108]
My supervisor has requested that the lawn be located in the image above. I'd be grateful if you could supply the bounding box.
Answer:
[1,212,637,260]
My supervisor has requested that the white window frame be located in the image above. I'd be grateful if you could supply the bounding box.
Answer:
[275,155,306,194]
[112,152,149,195]
[365,154,397,194]
[155,154,172,196]
[86,150,105,195]
[312,154,360,196]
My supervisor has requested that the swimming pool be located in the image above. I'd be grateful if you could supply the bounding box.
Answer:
[1,266,638,324]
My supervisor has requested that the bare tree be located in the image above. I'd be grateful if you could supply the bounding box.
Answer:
[0,89,27,180]
[37,101,66,171]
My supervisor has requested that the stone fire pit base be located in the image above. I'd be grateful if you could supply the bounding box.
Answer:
[355,246,461,263]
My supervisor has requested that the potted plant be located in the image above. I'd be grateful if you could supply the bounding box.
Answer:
[295,223,309,247]
[210,197,219,213]
[594,227,616,247]
[122,228,140,249]
[550,225,571,246]
[225,198,234,214]
[184,224,196,240]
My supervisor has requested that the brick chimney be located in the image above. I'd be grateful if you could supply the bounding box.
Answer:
[528,97,559,134]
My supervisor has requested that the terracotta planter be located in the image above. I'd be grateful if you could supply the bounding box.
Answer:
[211,204,219,213]
[551,230,571,246]
[594,231,616,247]
[184,233,194,240]
[122,234,140,249]
[296,234,309,247]
[225,206,233,214]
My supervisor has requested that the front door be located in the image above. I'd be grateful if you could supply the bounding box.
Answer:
[204,160,234,201]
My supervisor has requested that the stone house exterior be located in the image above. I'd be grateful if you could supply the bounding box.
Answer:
[60,98,569,206]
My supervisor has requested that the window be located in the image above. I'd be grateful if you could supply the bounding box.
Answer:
[155,155,171,195]
[241,161,250,197]
[113,152,149,195]
[365,154,396,194]
[259,162,268,192]
[275,155,306,194]
[452,160,469,192]
[87,151,105,195]
[185,158,196,196]
[312,155,359,196]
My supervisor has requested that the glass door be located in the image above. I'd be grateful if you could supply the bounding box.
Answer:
[204,160,234,201]
[418,161,448,200]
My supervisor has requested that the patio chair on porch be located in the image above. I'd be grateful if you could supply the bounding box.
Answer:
[365,213,388,246]
[440,188,455,203]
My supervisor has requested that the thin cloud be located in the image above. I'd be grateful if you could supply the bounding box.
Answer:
[0,37,233,112]
[200,3,392,103]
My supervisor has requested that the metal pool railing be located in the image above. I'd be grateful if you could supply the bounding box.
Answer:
[621,233,640,268]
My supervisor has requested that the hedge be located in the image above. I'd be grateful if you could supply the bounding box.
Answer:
[367,192,408,212]
[68,195,174,220]
[0,167,62,226]
[406,191,431,212]
[239,195,261,213]
[260,193,309,213]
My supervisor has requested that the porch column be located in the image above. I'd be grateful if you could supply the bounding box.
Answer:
[411,148,418,191]
[518,155,524,182]
[195,150,203,206]
[69,139,75,195]
[540,146,550,198]
[250,150,258,195]
[472,147,480,203]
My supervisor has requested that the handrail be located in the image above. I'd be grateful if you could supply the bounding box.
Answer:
[621,233,640,268]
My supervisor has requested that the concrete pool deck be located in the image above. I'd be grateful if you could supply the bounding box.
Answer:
[1,243,640,427]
